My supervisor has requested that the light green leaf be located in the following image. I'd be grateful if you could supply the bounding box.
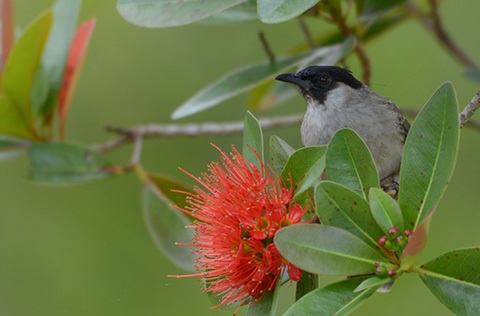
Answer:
[31,0,81,117]
[369,187,404,235]
[200,1,257,24]
[274,224,385,276]
[315,181,384,253]
[354,276,392,293]
[246,278,281,316]
[326,129,379,199]
[281,146,326,197]
[2,11,52,122]
[143,173,195,271]
[399,82,459,230]
[284,277,377,316]
[257,0,320,24]
[269,135,295,175]
[0,137,30,160]
[171,39,354,119]
[419,248,480,315]
[117,0,246,28]
[0,95,39,140]
[27,142,113,185]
[243,111,264,168]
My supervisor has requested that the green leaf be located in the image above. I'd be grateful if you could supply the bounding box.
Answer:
[400,208,435,271]
[359,0,407,20]
[116,0,246,28]
[274,224,385,276]
[398,82,459,230]
[281,146,326,197]
[369,187,404,235]
[296,271,319,301]
[284,277,377,316]
[354,276,392,293]
[143,173,195,271]
[418,248,480,315]
[200,1,257,24]
[326,129,379,199]
[0,95,39,140]
[171,39,354,119]
[243,111,264,168]
[465,67,480,82]
[246,278,281,316]
[257,0,320,24]
[31,0,81,118]
[315,181,384,253]
[2,11,52,122]
[0,136,30,160]
[27,142,113,185]
[248,80,297,111]
[269,135,295,175]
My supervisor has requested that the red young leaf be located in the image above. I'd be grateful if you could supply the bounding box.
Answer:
[1,0,14,70]
[57,18,96,140]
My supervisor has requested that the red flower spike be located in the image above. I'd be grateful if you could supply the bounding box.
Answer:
[174,145,306,308]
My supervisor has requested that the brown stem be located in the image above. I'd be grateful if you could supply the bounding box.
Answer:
[297,17,315,50]
[259,32,276,65]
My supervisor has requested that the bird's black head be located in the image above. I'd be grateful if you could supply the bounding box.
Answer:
[275,66,363,103]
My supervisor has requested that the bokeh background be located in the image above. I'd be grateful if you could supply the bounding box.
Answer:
[1,1,479,315]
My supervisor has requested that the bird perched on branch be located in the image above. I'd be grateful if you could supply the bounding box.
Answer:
[276,66,410,181]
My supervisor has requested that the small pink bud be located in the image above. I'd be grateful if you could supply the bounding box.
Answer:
[378,236,387,246]
[388,226,399,235]
[395,235,403,243]
[404,230,413,238]
[388,270,396,278]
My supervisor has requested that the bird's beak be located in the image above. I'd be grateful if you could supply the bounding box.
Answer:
[275,73,309,89]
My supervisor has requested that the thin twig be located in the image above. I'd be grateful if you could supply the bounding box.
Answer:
[460,91,480,128]
[259,32,276,65]
[405,0,476,68]
[297,17,315,50]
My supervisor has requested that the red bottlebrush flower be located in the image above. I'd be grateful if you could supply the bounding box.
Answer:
[174,145,306,308]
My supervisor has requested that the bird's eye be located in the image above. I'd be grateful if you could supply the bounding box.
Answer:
[318,75,332,86]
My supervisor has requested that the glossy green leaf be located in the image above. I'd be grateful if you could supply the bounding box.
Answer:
[369,187,404,234]
[117,0,245,28]
[326,129,379,199]
[171,39,354,119]
[269,135,295,175]
[0,95,39,140]
[281,146,326,197]
[143,173,195,271]
[243,111,264,168]
[200,1,257,24]
[354,276,392,293]
[284,277,377,316]
[257,0,320,24]
[2,11,52,121]
[399,82,459,230]
[31,0,81,117]
[419,248,480,315]
[315,181,384,253]
[27,142,113,184]
[246,278,281,316]
[296,271,319,301]
[400,208,435,271]
[275,224,385,276]
[359,0,407,20]
[465,67,480,82]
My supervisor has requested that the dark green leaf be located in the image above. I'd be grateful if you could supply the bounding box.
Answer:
[326,129,379,199]
[315,181,384,253]
[419,248,480,315]
[465,67,480,82]
[284,277,377,316]
[246,278,281,316]
[281,146,326,197]
[275,224,385,276]
[369,187,404,234]
[0,95,39,140]
[243,111,264,168]
[27,142,113,185]
[143,174,195,271]
[399,82,459,230]
[296,271,319,301]
[171,39,354,119]
[117,0,246,28]
[31,0,81,117]
[354,276,392,293]
[269,135,295,175]
[257,0,320,24]
[359,0,407,21]
[400,208,435,271]
[2,11,52,122]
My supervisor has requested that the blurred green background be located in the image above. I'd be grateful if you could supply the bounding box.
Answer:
[1,1,479,315]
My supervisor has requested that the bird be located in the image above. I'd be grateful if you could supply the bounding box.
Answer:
[275,65,410,182]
